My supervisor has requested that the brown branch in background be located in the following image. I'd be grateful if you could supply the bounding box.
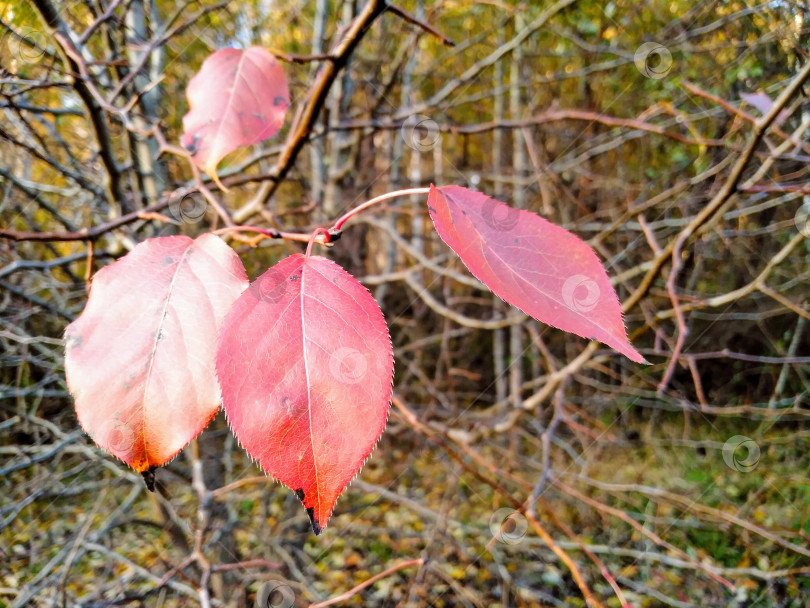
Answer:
[391,396,605,608]
[684,80,810,153]
[553,479,737,591]
[657,232,688,394]
[77,0,125,45]
[267,50,334,64]
[624,60,810,315]
[4,2,810,606]
[308,558,425,608]
[385,2,456,47]
[326,110,726,146]
[30,0,125,208]
[83,240,94,288]
[233,0,389,223]
[0,191,184,242]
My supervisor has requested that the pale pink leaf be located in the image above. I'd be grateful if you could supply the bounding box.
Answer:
[740,91,788,125]
[181,47,289,180]
[65,234,249,472]
[740,92,773,115]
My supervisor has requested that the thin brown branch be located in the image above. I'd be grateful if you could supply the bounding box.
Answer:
[385,2,456,47]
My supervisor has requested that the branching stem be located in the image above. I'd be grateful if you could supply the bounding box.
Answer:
[331,187,431,231]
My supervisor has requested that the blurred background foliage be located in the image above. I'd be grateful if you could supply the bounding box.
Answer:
[2,0,810,606]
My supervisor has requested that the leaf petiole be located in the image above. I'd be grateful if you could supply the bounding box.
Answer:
[331,187,431,232]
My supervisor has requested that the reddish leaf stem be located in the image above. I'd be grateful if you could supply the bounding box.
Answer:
[215,188,431,253]
[331,187,431,231]
[306,227,330,256]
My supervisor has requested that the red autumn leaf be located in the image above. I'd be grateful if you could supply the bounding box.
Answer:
[181,46,289,185]
[426,185,644,363]
[65,234,249,472]
[216,254,394,534]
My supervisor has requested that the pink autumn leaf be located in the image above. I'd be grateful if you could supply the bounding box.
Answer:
[216,254,394,535]
[740,92,788,125]
[65,234,249,473]
[426,185,645,363]
[181,46,290,184]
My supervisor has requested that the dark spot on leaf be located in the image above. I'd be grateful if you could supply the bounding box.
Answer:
[295,488,305,501]
[156,328,167,342]
[161,256,175,267]
[290,274,300,282]
[183,134,200,156]
[427,205,436,213]
[273,96,287,107]
[142,467,157,492]
[514,238,519,243]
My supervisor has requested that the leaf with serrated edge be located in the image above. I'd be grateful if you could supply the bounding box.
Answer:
[65,234,249,472]
[427,185,644,363]
[181,47,289,184]
[216,254,394,534]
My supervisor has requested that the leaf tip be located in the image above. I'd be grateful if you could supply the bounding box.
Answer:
[141,466,157,492]
[294,487,323,535]
[209,169,229,193]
